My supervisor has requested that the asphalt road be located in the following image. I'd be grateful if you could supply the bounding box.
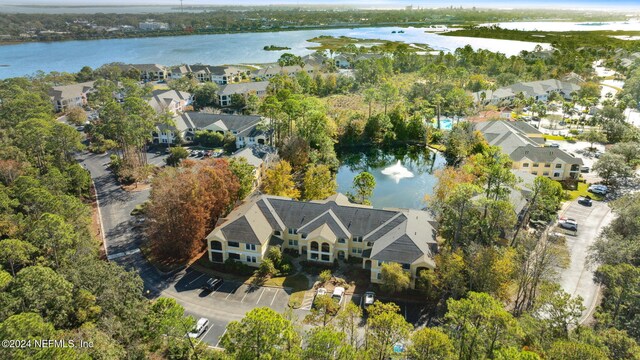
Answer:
[77,150,172,297]
[70,151,295,348]
[556,199,613,323]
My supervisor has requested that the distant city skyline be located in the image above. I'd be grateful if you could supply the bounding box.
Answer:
[5,0,640,10]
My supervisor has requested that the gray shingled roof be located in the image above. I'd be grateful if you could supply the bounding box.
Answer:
[475,121,581,166]
[218,81,269,96]
[473,79,581,103]
[510,144,583,165]
[207,194,438,265]
[179,112,264,137]
[49,81,95,102]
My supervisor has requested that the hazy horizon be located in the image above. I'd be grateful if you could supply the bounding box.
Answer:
[4,0,640,10]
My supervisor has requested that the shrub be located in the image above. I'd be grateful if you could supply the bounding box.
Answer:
[319,270,332,284]
[279,264,292,276]
[257,258,277,278]
[224,259,254,276]
[267,247,283,268]
[334,277,349,290]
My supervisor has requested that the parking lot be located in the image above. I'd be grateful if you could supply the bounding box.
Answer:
[298,290,427,326]
[351,293,426,324]
[171,268,291,347]
[557,199,612,322]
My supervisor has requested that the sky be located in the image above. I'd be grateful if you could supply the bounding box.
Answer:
[5,0,640,9]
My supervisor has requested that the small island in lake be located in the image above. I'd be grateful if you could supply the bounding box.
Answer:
[264,45,291,51]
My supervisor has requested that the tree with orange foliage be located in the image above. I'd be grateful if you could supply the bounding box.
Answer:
[146,159,239,261]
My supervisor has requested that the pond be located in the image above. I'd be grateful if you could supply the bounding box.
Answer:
[336,146,446,210]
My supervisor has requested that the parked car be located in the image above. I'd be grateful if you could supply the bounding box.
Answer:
[578,197,592,207]
[332,287,345,305]
[187,318,209,338]
[559,218,578,231]
[315,287,327,298]
[580,166,590,173]
[202,277,223,292]
[363,291,375,309]
[546,142,560,148]
[313,288,328,309]
[588,184,608,195]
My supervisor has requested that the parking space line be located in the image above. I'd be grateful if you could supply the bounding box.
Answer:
[226,286,239,300]
[197,325,214,346]
[270,290,279,306]
[241,288,250,303]
[256,288,266,304]
[215,329,227,348]
[188,273,205,285]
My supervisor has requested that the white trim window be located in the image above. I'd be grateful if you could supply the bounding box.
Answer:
[246,244,256,251]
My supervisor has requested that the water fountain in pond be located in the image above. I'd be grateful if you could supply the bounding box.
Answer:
[381,160,414,184]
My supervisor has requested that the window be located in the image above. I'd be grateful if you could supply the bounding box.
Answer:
[301,233,307,239]
[321,254,330,261]
[228,242,239,248]
[288,240,298,246]
[310,253,319,260]
[321,243,330,253]
[245,244,256,251]
[351,248,362,254]
[543,172,549,176]
[533,163,539,167]
[274,230,281,236]
[522,163,529,168]
[366,242,373,247]
[338,238,346,244]
[378,261,384,266]
[553,172,561,178]
[555,164,562,168]
[247,255,257,263]
[353,236,363,243]
[532,171,538,175]
[228,253,240,260]
[544,163,551,168]
[377,273,382,280]
[288,228,298,235]
[402,263,411,270]
[310,241,319,251]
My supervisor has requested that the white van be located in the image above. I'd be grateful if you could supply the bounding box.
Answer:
[188,318,209,338]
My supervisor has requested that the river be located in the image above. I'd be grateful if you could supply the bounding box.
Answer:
[336,146,446,210]
[0,26,545,79]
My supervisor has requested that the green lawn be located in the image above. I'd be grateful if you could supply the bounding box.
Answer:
[567,182,604,201]
[543,134,569,141]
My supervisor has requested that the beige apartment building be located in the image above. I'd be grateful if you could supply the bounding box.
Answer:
[475,121,583,180]
[206,193,438,288]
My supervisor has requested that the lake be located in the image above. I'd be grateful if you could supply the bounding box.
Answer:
[0,26,545,78]
[336,146,446,210]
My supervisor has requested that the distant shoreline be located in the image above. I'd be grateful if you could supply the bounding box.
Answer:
[0,23,427,47]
